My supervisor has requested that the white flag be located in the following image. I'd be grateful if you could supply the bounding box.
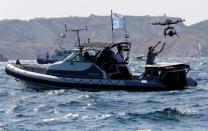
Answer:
[112,12,125,30]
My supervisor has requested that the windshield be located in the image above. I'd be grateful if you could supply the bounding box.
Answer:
[63,49,101,62]
[63,52,80,62]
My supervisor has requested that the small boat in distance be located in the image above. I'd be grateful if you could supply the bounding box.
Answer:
[135,55,146,61]
[37,49,73,64]
[37,33,73,64]
[0,54,8,62]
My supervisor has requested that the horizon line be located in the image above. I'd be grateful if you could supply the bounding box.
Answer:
[0,14,207,26]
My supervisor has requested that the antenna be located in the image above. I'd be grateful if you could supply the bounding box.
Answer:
[124,33,129,42]
[64,24,68,32]
[64,24,88,56]
[85,22,88,30]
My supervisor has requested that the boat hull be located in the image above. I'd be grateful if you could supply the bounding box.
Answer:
[5,63,175,91]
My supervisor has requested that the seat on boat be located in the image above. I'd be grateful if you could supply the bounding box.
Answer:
[95,47,131,79]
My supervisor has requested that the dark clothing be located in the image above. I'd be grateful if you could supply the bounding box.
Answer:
[96,48,119,75]
[16,59,20,65]
[96,48,117,67]
[146,52,158,65]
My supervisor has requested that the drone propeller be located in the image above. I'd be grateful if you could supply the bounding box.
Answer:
[152,18,185,26]
[152,18,185,38]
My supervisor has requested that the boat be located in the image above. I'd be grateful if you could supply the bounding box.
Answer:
[37,33,73,64]
[5,17,197,91]
[0,54,8,62]
[37,49,73,64]
[135,55,146,61]
[5,41,197,91]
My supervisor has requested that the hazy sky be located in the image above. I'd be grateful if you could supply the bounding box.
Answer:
[0,0,207,25]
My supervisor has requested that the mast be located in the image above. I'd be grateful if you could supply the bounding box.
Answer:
[111,10,114,44]
[64,24,87,56]
[123,16,129,42]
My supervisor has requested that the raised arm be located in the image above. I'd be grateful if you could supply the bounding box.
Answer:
[150,41,161,52]
[156,43,166,54]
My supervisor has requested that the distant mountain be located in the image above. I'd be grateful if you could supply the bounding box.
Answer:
[0,15,208,59]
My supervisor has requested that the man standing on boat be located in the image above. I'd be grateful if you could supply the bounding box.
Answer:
[115,45,128,63]
[146,41,165,65]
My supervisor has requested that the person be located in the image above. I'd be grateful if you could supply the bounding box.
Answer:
[16,59,20,65]
[114,45,131,79]
[83,51,90,62]
[96,46,118,74]
[46,51,49,60]
[146,41,165,65]
[115,45,128,63]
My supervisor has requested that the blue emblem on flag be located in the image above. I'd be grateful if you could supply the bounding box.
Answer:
[112,12,125,30]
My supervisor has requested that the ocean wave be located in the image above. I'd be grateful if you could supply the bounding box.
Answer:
[142,108,195,122]
[116,107,196,123]
[40,112,84,126]
[96,114,112,120]
[57,101,83,107]
[46,89,66,95]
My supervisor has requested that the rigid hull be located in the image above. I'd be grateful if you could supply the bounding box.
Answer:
[6,63,170,91]
[5,42,197,91]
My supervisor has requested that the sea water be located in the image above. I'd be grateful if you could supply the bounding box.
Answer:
[0,57,208,131]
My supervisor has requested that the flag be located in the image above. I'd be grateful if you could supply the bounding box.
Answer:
[112,12,125,30]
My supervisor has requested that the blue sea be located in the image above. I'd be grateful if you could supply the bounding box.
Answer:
[0,57,208,131]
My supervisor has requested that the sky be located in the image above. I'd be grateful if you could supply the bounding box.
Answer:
[0,0,207,25]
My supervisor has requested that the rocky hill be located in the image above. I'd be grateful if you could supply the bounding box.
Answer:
[0,15,207,59]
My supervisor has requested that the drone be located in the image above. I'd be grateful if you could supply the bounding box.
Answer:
[152,18,185,38]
